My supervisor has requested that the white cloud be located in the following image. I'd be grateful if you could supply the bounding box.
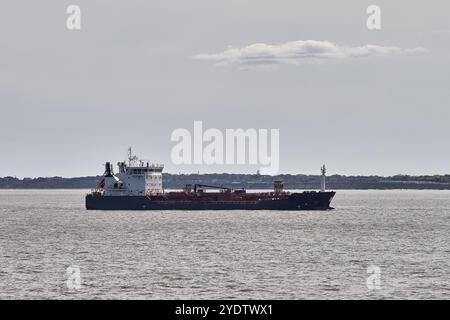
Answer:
[193,40,427,67]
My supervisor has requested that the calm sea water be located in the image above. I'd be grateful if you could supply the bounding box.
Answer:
[0,189,449,299]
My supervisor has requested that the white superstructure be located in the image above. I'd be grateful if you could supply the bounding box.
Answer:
[100,148,164,196]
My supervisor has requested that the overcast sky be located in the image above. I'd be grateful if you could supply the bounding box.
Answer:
[1,0,450,177]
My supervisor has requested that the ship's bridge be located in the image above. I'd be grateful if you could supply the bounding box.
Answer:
[111,148,164,195]
[125,164,164,175]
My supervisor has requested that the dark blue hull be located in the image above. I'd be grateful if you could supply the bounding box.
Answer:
[85,191,335,211]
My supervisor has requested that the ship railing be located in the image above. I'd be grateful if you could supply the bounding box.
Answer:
[127,163,164,169]
[90,188,103,196]
[150,200,260,205]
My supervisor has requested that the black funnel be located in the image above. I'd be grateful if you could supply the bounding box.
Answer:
[104,162,113,177]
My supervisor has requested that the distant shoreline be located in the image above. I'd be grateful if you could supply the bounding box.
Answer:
[1,173,450,190]
[1,188,450,191]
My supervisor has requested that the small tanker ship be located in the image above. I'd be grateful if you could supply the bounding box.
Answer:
[85,149,335,211]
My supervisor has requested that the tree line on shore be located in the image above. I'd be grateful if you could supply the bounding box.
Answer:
[1,173,450,190]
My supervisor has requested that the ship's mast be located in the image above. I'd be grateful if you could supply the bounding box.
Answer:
[320,165,326,192]
[127,147,138,166]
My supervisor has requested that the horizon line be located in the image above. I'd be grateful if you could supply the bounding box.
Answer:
[2,171,450,180]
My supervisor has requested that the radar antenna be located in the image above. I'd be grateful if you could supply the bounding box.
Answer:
[127,147,138,166]
[321,165,326,176]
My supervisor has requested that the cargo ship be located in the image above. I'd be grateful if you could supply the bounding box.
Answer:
[85,149,335,210]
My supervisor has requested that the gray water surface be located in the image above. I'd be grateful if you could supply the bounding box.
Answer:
[0,189,449,299]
